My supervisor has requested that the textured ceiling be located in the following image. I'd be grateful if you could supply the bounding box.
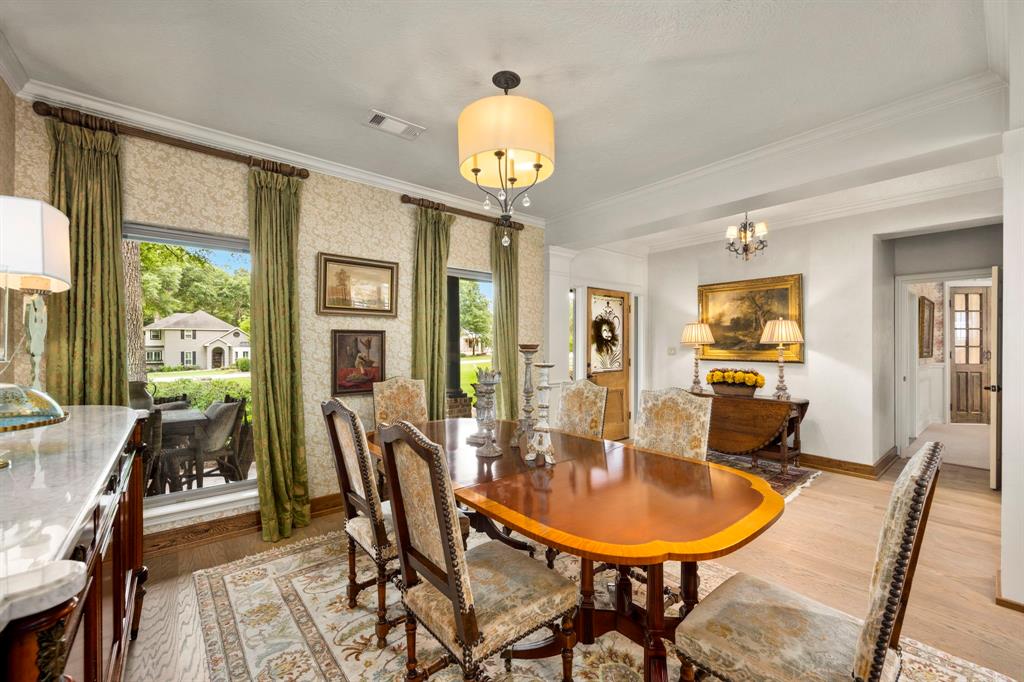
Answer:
[0,0,990,220]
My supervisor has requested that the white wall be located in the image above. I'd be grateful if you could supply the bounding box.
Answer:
[916,364,944,433]
[893,223,1002,275]
[646,191,1001,465]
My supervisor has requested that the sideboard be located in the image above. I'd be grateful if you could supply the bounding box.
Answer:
[0,406,148,682]
[705,393,809,474]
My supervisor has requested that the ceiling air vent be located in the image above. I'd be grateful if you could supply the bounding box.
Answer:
[364,109,426,140]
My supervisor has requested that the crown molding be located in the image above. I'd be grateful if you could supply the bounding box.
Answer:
[0,30,27,93]
[549,71,1006,227]
[17,79,546,229]
[642,175,1003,253]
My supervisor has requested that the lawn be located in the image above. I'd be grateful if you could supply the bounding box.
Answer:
[149,367,249,382]
[459,354,492,401]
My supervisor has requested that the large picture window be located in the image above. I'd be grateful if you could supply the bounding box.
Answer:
[123,224,255,504]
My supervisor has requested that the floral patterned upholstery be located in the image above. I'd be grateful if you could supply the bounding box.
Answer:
[345,506,398,561]
[388,425,475,614]
[404,540,578,664]
[634,387,712,460]
[373,377,428,426]
[556,380,608,438]
[669,443,942,682]
[668,572,900,681]
[853,442,942,680]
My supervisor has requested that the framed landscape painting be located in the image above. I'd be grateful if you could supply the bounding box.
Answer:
[918,296,935,359]
[332,330,386,395]
[317,252,398,316]
[698,274,804,363]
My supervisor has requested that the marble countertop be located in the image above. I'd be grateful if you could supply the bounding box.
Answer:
[0,405,143,630]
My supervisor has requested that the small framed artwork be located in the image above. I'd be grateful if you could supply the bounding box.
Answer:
[918,297,935,359]
[317,252,399,316]
[332,330,386,395]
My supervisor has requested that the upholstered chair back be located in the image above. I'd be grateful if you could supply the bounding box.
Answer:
[373,377,429,426]
[635,387,712,460]
[556,380,608,439]
[322,399,387,542]
[379,421,478,641]
[853,442,942,682]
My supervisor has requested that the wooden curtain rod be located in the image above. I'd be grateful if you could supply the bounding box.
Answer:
[32,101,310,179]
[400,194,525,231]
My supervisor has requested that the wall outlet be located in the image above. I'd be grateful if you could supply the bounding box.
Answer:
[667,346,677,356]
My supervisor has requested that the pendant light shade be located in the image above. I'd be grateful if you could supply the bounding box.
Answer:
[458,94,555,188]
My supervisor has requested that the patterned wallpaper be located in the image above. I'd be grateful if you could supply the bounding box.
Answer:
[12,97,545,505]
[0,88,28,385]
[0,79,14,195]
[909,281,944,364]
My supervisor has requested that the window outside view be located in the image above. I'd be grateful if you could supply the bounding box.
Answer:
[457,278,493,402]
[124,237,255,498]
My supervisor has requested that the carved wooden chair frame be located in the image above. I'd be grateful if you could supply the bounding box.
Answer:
[673,443,943,682]
[380,420,577,681]
[321,398,402,649]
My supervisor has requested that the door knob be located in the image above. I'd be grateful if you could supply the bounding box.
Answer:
[983,385,1002,392]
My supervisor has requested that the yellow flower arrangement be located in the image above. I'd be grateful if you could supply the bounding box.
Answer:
[706,367,765,387]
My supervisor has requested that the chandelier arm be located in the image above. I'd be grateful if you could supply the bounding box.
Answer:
[473,174,503,205]
[510,166,541,206]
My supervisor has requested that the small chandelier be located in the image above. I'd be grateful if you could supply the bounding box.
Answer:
[725,212,768,260]
[458,70,555,245]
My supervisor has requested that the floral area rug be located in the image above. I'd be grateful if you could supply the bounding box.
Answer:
[706,451,820,501]
[195,531,1012,681]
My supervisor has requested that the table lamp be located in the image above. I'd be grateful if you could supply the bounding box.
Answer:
[0,196,72,448]
[759,317,803,400]
[681,322,715,393]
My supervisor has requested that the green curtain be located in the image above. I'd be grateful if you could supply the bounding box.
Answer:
[45,119,128,406]
[411,207,454,419]
[249,169,310,542]
[491,226,519,420]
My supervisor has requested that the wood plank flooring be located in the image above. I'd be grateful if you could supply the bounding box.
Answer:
[124,462,1024,680]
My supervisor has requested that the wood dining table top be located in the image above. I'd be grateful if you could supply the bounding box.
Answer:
[368,418,784,566]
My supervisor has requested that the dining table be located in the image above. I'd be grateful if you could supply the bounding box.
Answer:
[368,418,784,682]
[158,408,209,492]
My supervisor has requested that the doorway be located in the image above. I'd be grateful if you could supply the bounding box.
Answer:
[896,268,1001,488]
[586,287,630,440]
[212,346,225,369]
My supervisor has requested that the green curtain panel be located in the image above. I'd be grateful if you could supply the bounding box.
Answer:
[411,207,454,419]
[45,119,128,406]
[249,169,310,542]
[491,226,519,420]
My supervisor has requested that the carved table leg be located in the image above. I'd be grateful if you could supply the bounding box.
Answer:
[615,565,633,617]
[680,561,700,617]
[467,509,535,557]
[644,563,668,682]
[579,559,595,644]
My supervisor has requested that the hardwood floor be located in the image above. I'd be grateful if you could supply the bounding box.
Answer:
[125,462,1024,680]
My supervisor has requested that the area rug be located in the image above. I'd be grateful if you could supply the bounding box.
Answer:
[706,451,820,501]
[195,531,1012,681]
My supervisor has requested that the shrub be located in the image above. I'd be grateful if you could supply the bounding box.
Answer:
[150,377,253,419]
[235,357,251,372]
[150,364,196,373]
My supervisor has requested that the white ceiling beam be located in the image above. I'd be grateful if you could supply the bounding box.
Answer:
[0,29,27,93]
[548,72,1006,249]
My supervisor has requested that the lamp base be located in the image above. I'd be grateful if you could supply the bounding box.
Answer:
[690,345,704,393]
[773,344,791,401]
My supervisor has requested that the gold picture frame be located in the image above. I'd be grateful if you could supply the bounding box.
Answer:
[316,252,399,317]
[698,274,804,363]
[918,297,935,359]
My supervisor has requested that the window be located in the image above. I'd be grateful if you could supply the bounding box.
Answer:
[446,269,493,407]
[238,349,249,359]
[123,223,255,505]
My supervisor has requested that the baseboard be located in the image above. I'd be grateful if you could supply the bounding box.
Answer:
[995,571,1024,613]
[799,447,899,481]
[143,493,343,558]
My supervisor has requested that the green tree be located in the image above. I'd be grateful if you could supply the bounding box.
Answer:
[459,279,492,355]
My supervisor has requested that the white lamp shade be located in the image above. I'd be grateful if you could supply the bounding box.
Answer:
[458,94,555,188]
[681,322,715,345]
[0,196,71,293]
[725,225,738,240]
[760,317,803,345]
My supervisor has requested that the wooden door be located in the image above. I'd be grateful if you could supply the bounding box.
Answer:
[950,286,990,423]
[586,288,630,440]
[989,266,1001,489]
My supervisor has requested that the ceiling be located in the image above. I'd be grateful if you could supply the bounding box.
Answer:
[0,0,993,232]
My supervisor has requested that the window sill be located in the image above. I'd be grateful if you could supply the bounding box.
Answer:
[143,486,259,533]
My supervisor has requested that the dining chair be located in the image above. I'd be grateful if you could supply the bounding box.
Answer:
[202,399,250,483]
[555,379,608,439]
[634,387,712,460]
[380,420,579,681]
[667,442,943,682]
[373,377,429,426]
[322,399,471,649]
